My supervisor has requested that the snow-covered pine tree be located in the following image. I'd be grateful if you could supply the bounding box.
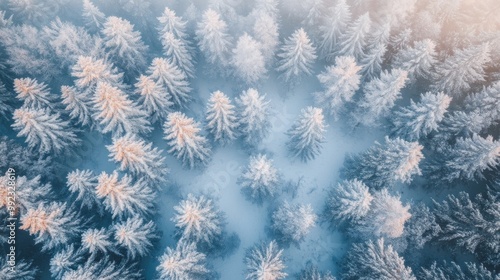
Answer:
[391,91,452,141]
[66,169,102,211]
[205,90,238,145]
[342,137,424,188]
[113,216,158,259]
[239,154,279,200]
[231,33,266,84]
[147,57,191,108]
[432,43,490,96]
[81,227,117,258]
[433,191,499,265]
[102,16,147,73]
[272,201,317,243]
[445,134,500,181]
[61,257,141,280]
[314,56,361,119]
[357,68,408,126]
[318,0,351,58]
[245,240,287,280]
[465,81,500,130]
[50,245,84,279]
[437,110,485,142]
[298,263,335,280]
[156,240,208,280]
[134,75,173,123]
[326,179,373,223]
[236,88,271,146]
[82,0,105,32]
[0,258,37,280]
[286,106,326,162]
[0,174,51,216]
[252,13,279,66]
[160,31,195,78]
[13,77,56,110]
[20,202,83,251]
[357,189,412,238]
[95,171,156,218]
[196,9,232,67]
[61,85,94,127]
[93,81,151,136]
[393,39,437,82]
[157,7,189,41]
[343,238,416,280]
[336,12,371,60]
[420,261,496,280]
[402,203,441,250]
[173,194,223,245]
[276,28,317,83]
[163,111,211,168]
[359,23,390,79]
[12,107,80,155]
[71,56,125,91]
[107,134,168,185]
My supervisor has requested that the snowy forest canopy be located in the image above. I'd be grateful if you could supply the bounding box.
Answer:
[0,0,499,279]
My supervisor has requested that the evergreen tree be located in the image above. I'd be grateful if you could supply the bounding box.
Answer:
[286,106,326,162]
[336,12,371,59]
[437,110,485,142]
[245,240,287,280]
[445,134,500,181]
[272,201,317,243]
[66,169,101,211]
[318,0,351,58]
[156,240,208,280]
[160,31,195,78]
[12,107,80,155]
[393,39,437,82]
[231,33,266,84]
[82,0,105,32]
[134,74,173,123]
[433,191,499,265]
[0,81,12,120]
[357,189,412,238]
[157,7,189,41]
[50,245,84,280]
[163,111,211,169]
[172,194,223,245]
[205,90,238,145]
[95,171,156,218]
[391,91,452,141]
[113,216,158,259]
[71,56,124,91]
[102,16,148,73]
[402,203,441,250]
[432,43,490,96]
[359,23,390,79]
[420,261,496,280]
[13,77,56,109]
[239,154,279,200]
[147,57,191,108]
[236,88,271,146]
[326,179,373,223]
[276,28,317,83]
[252,13,279,66]
[196,9,232,67]
[465,81,500,130]
[0,174,51,216]
[298,263,336,280]
[61,85,94,127]
[342,137,424,188]
[93,81,151,136]
[0,258,37,280]
[61,257,141,280]
[107,134,168,185]
[81,228,117,258]
[20,202,83,251]
[314,56,361,118]
[343,238,416,280]
[357,68,408,126]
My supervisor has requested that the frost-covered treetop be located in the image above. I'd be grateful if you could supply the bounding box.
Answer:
[156,241,208,280]
[13,77,54,109]
[241,154,279,196]
[157,7,188,39]
[245,240,287,280]
[368,189,412,238]
[72,56,123,89]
